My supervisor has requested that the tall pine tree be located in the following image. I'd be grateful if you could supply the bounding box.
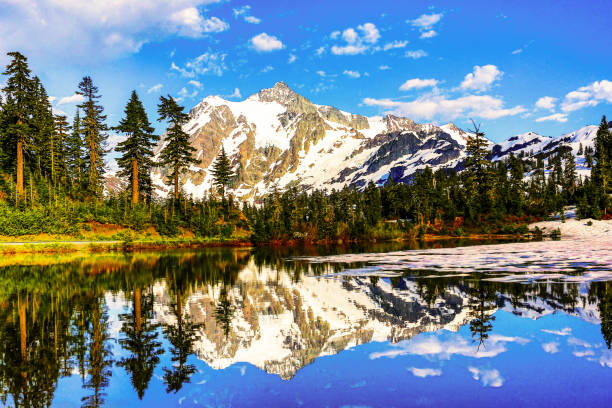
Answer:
[157,95,197,199]
[66,109,85,190]
[464,121,493,218]
[52,114,71,185]
[77,76,108,198]
[115,91,158,204]
[592,115,611,215]
[211,146,234,199]
[1,51,34,200]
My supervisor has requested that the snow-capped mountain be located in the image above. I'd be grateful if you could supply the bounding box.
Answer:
[151,82,598,199]
[151,260,601,380]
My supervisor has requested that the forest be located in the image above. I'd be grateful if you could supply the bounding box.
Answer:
[1,52,611,243]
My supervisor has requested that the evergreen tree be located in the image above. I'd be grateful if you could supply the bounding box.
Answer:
[157,95,197,199]
[77,76,108,198]
[592,116,611,215]
[52,114,71,185]
[1,51,34,200]
[563,150,577,201]
[118,288,163,399]
[115,91,158,204]
[211,146,234,199]
[464,121,493,217]
[30,76,54,177]
[65,109,85,190]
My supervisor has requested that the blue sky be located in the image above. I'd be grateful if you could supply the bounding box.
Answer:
[1,0,611,142]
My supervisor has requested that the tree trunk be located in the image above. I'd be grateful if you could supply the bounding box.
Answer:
[174,166,179,199]
[132,159,139,204]
[134,288,142,333]
[19,301,26,360]
[17,137,24,199]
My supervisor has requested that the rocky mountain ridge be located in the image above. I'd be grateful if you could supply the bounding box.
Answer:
[150,82,597,199]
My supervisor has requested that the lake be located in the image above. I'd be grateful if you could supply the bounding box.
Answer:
[1,238,611,407]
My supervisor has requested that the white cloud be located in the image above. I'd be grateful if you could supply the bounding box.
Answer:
[468,367,504,387]
[57,93,85,105]
[0,1,227,61]
[535,96,557,111]
[147,84,163,94]
[315,46,327,56]
[383,40,409,51]
[409,13,443,39]
[331,22,381,55]
[420,30,437,39]
[288,54,297,64]
[512,49,523,55]
[261,65,274,73]
[541,328,572,336]
[316,70,326,77]
[251,33,284,52]
[460,65,503,92]
[369,333,528,360]
[343,70,361,78]
[178,86,198,98]
[536,113,568,123]
[400,78,438,91]
[407,367,442,378]
[233,5,261,24]
[228,88,241,98]
[561,80,612,112]
[409,13,443,29]
[542,342,560,354]
[567,337,592,348]
[573,350,595,357]
[48,96,57,103]
[600,350,612,367]
[405,50,427,59]
[188,80,202,88]
[244,15,261,24]
[331,44,368,56]
[330,30,341,39]
[358,23,381,44]
[172,52,227,77]
[169,8,228,36]
[364,93,526,121]
[379,65,391,70]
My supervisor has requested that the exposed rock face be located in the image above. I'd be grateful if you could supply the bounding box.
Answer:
[150,82,597,199]
[152,261,600,380]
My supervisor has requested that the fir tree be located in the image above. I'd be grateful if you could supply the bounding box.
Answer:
[77,76,108,198]
[1,51,34,200]
[563,150,577,201]
[66,109,85,190]
[464,121,493,217]
[52,114,71,185]
[115,91,158,204]
[592,115,611,214]
[211,146,234,199]
[157,95,197,199]
[30,76,54,177]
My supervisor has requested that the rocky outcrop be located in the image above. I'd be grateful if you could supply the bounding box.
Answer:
[149,82,596,200]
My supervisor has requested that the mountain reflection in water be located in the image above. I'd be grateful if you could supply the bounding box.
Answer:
[0,243,611,407]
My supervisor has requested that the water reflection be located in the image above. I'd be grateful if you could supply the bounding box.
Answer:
[0,246,610,407]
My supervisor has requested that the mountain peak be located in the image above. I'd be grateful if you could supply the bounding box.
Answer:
[272,81,290,90]
[254,81,316,114]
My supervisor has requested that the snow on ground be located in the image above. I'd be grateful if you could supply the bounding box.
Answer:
[529,206,612,239]
[295,235,612,281]
[530,218,612,239]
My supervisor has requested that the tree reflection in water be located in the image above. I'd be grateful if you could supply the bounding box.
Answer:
[0,247,610,405]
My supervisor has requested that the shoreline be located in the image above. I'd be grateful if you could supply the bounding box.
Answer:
[0,233,534,255]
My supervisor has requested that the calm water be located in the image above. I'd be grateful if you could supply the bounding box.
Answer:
[1,239,611,407]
